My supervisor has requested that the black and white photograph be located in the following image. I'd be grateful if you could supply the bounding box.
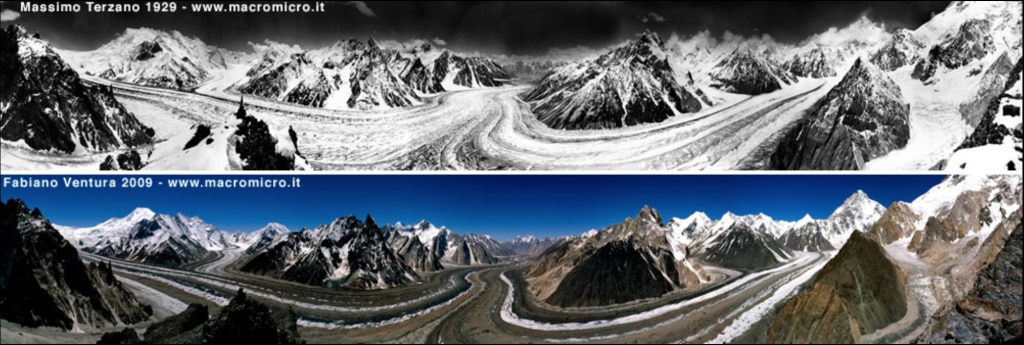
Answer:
[0,1,1019,171]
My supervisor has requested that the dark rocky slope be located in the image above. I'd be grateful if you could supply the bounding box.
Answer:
[0,199,151,330]
[766,231,907,344]
[769,58,910,170]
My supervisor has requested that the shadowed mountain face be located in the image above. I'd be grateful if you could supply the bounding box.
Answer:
[692,222,793,270]
[522,30,706,130]
[545,240,676,307]
[0,25,154,154]
[778,222,835,252]
[524,206,709,308]
[769,58,910,170]
[0,199,151,330]
[766,231,907,344]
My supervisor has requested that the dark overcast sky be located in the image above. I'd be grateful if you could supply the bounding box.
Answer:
[1,1,951,54]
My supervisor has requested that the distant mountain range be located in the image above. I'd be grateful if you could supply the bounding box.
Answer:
[9,174,1022,345]
[54,187,892,293]
[3,1,1019,172]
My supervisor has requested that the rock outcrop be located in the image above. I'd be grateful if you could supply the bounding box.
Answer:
[0,199,151,330]
[98,289,304,344]
[766,231,907,344]
[916,220,1022,344]
[0,25,154,154]
[769,58,910,170]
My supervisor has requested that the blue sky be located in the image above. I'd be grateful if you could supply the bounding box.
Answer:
[2,174,946,240]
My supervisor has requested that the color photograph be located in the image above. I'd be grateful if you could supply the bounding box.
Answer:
[1,174,1020,343]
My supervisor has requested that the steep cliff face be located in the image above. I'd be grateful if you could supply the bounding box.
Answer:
[766,231,907,344]
[917,218,1022,344]
[865,201,921,245]
[946,56,1022,172]
[0,199,151,330]
[0,25,154,154]
[870,28,925,71]
[769,58,910,170]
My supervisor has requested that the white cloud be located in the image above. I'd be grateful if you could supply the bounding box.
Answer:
[640,12,665,23]
[1,9,20,22]
[247,39,302,55]
[803,16,890,47]
[432,38,447,46]
[347,1,377,18]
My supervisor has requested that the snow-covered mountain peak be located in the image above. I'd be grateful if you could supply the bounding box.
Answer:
[803,15,889,48]
[13,25,56,59]
[830,189,885,219]
[124,207,156,223]
[915,0,1022,48]
[795,213,816,228]
[667,211,714,245]
[817,189,886,247]
[257,222,290,236]
[512,235,538,244]
[840,57,903,96]
[93,207,156,229]
[58,26,236,90]
[597,29,671,65]
[911,175,1023,217]
[674,211,712,225]
[390,219,450,245]
[720,211,739,224]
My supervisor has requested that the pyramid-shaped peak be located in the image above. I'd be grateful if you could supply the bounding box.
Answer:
[638,29,664,45]
[636,205,663,224]
[845,189,870,201]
